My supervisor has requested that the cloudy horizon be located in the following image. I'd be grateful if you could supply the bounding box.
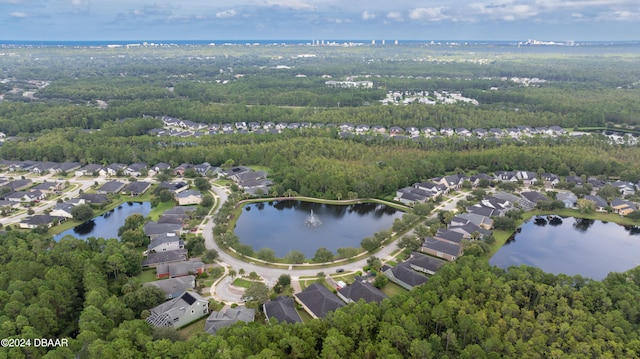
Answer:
[2,0,639,41]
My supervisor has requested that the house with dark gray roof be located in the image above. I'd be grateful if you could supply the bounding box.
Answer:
[204,307,255,334]
[142,249,187,268]
[408,252,447,275]
[19,215,65,229]
[520,191,549,204]
[75,164,105,177]
[263,296,302,324]
[124,162,147,177]
[97,180,126,194]
[123,181,151,196]
[146,291,209,328]
[176,190,203,205]
[2,179,32,191]
[79,193,109,205]
[155,260,205,279]
[383,261,429,290]
[434,228,465,244]
[294,282,345,319]
[32,181,64,193]
[337,277,388,304]
[144,275,195,299]
[144,222,182,239]
[556,192,577,208]
[584,195,608,212]
[147,233,184,254]
[421,237,463,261]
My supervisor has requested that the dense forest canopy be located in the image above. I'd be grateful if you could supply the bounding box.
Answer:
[2,230,640,358]
[2,43,640,358]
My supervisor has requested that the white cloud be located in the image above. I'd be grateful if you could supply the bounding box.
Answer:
[599,9,640,20]
[263,0,316,10]
[409,7,449,21]
[386,11,403,22]
[216,9,237,18]
[469,1,538,21]
[362,10,376,20]
[10,11,28,17]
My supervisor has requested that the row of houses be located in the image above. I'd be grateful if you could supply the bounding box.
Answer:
[395,173,492,205]
[154,115,573,140]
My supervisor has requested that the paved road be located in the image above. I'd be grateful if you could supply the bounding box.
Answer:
[0,174,105,226]
[202,186,473,303]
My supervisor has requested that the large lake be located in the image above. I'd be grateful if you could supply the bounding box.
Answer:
[234,200,404,258]
[54,202,151,240]
[490,216,640,280]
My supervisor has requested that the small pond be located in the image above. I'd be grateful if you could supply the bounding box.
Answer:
[54,202,152,241]
[490,216,640,280]
[234,200,404,258]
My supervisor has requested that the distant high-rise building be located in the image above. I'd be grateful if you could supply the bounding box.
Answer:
[382,40,385,45]
[372,39,375,45]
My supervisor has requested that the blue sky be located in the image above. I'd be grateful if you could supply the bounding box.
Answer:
[2,0,639,41]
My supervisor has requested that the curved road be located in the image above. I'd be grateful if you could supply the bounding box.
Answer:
[202,185,404,301]
[203,185,470,303]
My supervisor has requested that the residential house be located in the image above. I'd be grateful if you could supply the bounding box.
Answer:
[155,260,205,279]
[395,187,432,206]
[124,163,148,177]
[149,162,171,176]
[434,228,466,244]
[440,127,454,136]
[612,180,636,197]
[144,222,182,239]
[565,176,584,186]
[4,190,45,202]
[123,181,151,196]
[455,127,471,136]
[438,174,466,190]
[32,181,64,194]
[144,275,196,299]
[421,237,463,261]
[2,179,33,192]
[408,252,447,275]
[19,215,65,229]
[53,162,81,174]
[371,125,386,134]
[30,161,57,175]
[611,198,637,216]
[494,171,518,182]
[105,163,126,176]
[466,205,496,218]
[516,171,538,185]
[520,191,549,204]
[194,162,218,177]
[541,173,560,186]
[469,173,492,187]
[446,222,491,240]
[176,190,203,205]
[75,164,105,177]
[78,193,109,205]
[146,291,209,329]
[294,283,345,319]
[147,233,184,254]
[142,249,188,268]
[584,195,608,212]
[556,192,578,208]
[97,180,126,195]
[158,181,189,194]
[472,128,488,137]
[263,296,302,324]
[383,262,429,290]
[50,202,79,218]
[173,163,194,177]
[453,213,493,230]
[336,277,388,304]
[204,307,255,335]
[389,126,404,136]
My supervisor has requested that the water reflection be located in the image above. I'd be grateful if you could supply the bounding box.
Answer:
[491,216,640,280]
[55,202,152,241]
[235,200,403,257]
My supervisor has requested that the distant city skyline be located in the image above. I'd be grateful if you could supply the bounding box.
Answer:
[1,0,639,41]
